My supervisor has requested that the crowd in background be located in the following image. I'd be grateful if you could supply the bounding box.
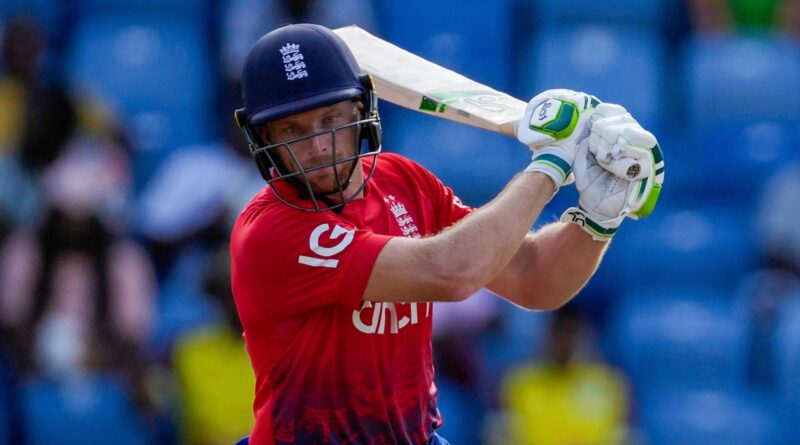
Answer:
[0,0,799,444]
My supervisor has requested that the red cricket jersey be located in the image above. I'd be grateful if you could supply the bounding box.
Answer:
[230,153,472,445]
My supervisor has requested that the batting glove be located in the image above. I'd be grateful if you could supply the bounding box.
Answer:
[563,104,665,240]
[516,89,600,191]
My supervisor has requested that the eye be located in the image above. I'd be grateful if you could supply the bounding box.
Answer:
[323,114,340,125]
[281,125,298,135]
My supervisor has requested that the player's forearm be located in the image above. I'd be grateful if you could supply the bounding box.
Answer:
[487,222,609,310]
[430,171,555,299]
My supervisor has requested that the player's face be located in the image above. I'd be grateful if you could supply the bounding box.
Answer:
[258,101,363,196]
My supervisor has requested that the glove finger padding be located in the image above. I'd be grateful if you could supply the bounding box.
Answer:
[579,144,660,220]
[593,102,628,120]
[574,145,630,223]
[567,141,664,240]
[589,114,639,163]
[562,146,626,240]
[597,143,654,181]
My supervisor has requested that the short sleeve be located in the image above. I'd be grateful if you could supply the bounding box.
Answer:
[231,212,391,320]
[398,155,473,231]
[434,180,473,229]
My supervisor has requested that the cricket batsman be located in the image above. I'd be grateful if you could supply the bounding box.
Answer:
[229,23,664,445]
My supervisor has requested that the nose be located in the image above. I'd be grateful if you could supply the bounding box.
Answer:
[307,129,331,155]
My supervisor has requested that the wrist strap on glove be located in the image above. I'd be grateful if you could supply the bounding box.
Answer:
[525,148,573,191]
[560,206,622,241]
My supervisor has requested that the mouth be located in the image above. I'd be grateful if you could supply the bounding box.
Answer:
[306,160,358,194]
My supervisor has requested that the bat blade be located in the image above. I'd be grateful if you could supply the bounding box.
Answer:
[334,25,525,137]
[334,26,645,195]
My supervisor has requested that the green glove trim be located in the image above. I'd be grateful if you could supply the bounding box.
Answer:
[531,153,572,181]
[529,101,579,140]
[652,143,664,165]
[561,207,619,241]
[632,183,662,218]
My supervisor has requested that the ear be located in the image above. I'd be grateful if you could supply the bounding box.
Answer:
[253,151,273,182]
[253,124,271,145]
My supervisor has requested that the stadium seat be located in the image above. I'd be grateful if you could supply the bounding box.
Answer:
[476,300,551,392]
[376,0,513,89]
[150,289,217,355]
[608,289,749,394]
[66,15,214,182]
[0,0,64,38]
[22,375,150,445]
[434,376,482,445]
[385,109,530,208]
[531,0,671,28]
[220,0,379,80]
[641,388,786,445]
[519,24,665,130]
[0,350,12,444]
[773,297,800,437]
[690,120,800,201]
[66,15,212,116]
[75,0,211,21]
[732,270,800,390]
[684,34,800,125]
[148,250,221,354]
[602,201,760,292]
[0,0,33,21]
[683,34,800,200]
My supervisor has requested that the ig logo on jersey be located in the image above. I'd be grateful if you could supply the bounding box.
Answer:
[298,223,355,268]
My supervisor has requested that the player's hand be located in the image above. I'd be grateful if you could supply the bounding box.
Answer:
[586,102,664,217]
[516,89,600,191]
[562,114,665,241]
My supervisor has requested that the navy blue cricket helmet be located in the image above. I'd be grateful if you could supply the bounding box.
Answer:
[234,23,382,212]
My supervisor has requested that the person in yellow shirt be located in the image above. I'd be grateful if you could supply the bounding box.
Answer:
[500,305,629,445]
[172,246,255,445]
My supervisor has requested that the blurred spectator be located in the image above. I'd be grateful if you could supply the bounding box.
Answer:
[735,268,800,389]
[685,0,800,33]
[0,16,45,152]
[497,305,630,445]
[757,162,800,275]
[1,16,129,162]
[0,147,41,233]
[431,290,502,405]
[135,140,261,281]
[171,244,254,445]
[20,87,81,172]
[0,96,158,421]
[134,136,262,368]
[748,163,800,389]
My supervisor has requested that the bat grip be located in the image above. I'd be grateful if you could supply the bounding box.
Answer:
[599,157,644,181]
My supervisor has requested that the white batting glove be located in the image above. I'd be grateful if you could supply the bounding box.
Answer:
[587,103,664,218]
[516,89,600,191]
[563,104,665,240]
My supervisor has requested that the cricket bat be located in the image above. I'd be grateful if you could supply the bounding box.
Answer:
[333,25,525,137]
[333,25,642,181]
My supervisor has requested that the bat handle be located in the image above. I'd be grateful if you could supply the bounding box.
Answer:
[599,157,645,181]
